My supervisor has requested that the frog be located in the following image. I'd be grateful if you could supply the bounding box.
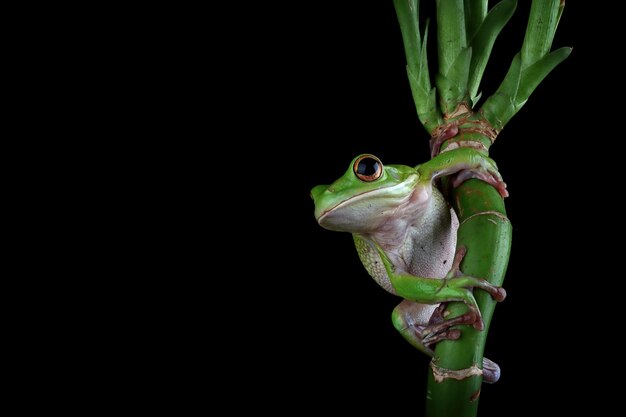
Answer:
[311,148,508,383]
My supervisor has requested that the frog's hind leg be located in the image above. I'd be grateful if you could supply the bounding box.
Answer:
[482,357,501,384]
[391,300,462,356]
[422,302,471,344]
[392,299,501,383]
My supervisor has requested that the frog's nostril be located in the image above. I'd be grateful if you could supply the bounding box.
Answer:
[310,184,328,200]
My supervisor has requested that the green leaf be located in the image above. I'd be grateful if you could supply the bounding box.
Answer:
[556,0,565,31]
[464,0,488,40]
[481,46,570,129]
[479,0,570,130]
[418,19,432,91]
[516,46,571,108]
[480,53,521,130]
[447,46,472,85]
[394,0,442,132]
[521,0,561,68]
[437,47,472,114]
[467,0,517,106]
[492,53,521,103]
[437,0,467,75]
[408,69,441,132]
[394,0,422,76]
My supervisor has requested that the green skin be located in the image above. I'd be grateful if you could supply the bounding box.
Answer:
[312,148,507,383]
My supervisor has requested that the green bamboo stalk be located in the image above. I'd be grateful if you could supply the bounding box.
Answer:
[392,1,570,416]
[426,180,511,417]
[427,2,567,416]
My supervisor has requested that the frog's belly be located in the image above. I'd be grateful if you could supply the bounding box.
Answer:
[352,211,457,295]
[354,189,458,295]
[395,185,458,279]
[402,206,458,279]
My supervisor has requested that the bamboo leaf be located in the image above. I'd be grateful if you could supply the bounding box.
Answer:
[555,0,565,32]
[437,0,467,75]
[408,69,441,132]
[482,94,514,131]
[418,19,432,91]
[464,0,488,40]
[480,53,521,130]
[394,0,422,76]
[437,47,472,114]
[488,52,521,104]
[448,46,472,85]
[516,46,572,108]
[468,0,517,106]
[521,0,560,69]
[472,91,482,105]
[436,74,462,116]
[395,0,443,132]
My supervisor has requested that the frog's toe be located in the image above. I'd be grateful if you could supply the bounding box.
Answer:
[472,317,485,330]
[422,328,461,347]
[422,310,480,344]
[452,168,508,198]
[483,357,501,384]
[493,286,507,302]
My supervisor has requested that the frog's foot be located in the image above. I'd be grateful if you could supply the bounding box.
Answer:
[439,247,507,330]
[448,247,507,303]
[423,304,501,383]
[483,357,501,384]
[430,125,459,158]
[421,328,461,347]
[392,300,465,356]
[422,302,477,345]
[451,159,508,198]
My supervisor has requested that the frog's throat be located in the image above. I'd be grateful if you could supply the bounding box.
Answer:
[316,183,399,223]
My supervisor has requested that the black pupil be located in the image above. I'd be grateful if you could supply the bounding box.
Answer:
[357,158,379,176]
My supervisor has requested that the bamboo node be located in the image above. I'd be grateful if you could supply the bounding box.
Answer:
[430,360,483,383]
[430,112,498,157]
[441,141,488,153]
[460,210,510,226]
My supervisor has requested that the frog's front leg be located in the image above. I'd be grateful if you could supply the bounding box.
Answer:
[432,246,506,330]
[418,147,509,197]
[375,243,506,331]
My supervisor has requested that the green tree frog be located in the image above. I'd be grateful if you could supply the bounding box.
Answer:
[311,148,507,383]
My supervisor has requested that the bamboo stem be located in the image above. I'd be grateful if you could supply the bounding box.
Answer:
[392,1,569,416]
[426,180,511,417]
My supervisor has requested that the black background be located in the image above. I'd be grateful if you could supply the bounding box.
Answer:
[175,1,617,414]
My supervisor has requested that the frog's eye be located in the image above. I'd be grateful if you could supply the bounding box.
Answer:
[353,155,383,182]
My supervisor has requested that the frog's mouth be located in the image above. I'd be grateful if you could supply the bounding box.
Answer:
[316,184,421,234]
[315,186,389,224]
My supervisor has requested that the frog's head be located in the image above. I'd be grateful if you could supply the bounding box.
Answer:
[311,154,424,233]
